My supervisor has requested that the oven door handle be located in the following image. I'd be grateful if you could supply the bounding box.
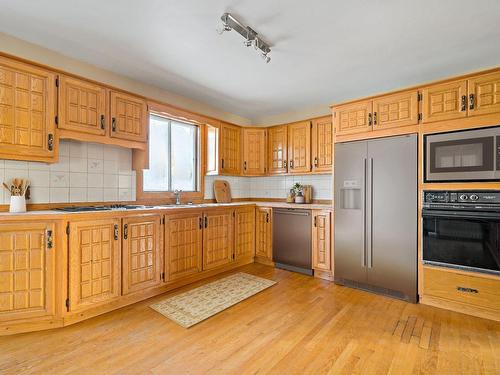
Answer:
[422,210,500,219]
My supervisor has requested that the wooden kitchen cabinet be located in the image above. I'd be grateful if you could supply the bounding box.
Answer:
[220,122,241,175]
[110,90,148,143]
[242,128,267,175]
[164,212,203,282]
[372,90,419,129]
[234,207,255,260]
[288,120,311,173]
[58,75,107,136]
[0,55,56,162]
[421,80,468,123]
[312,210,332,272]
[468,71,500,117]
[268,125,288,174]
[255,207,272,262]
[311,116,333,173]
[0,222,56,322]
[202,209,234,270]
[121,215,162,294]
[335,100,372,136]
[68,219,121,312]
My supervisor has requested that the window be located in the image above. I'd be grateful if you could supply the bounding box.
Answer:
[143,114,199,192]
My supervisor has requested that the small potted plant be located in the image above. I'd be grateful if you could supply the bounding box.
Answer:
[292,182,305,203]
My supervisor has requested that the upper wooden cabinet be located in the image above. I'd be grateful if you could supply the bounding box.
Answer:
[372,90,419,129]
[335,100,372,136]
[202,209,233,270]
[468,71,500,117]
[110,90,148,143]
[312,210,332,272]
[288,121,311,173]
[311,116,333,173]
[164,212,203,282]
[0,222,56,323]
[121,215,162,294]
[68,218,121,312]
[0,56,56,162]
[255,207,272,261]
[219,122,241,175]
[58,75,107,136]
[421,80,467,123]
[268,125,288,174]
[242,128,267,175]
[234,207,255,260]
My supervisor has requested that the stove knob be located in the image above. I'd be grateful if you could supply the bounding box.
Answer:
[460,194,468,200]
[470,194,479,201]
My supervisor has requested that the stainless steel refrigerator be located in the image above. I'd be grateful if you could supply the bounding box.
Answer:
[334,134,417,302]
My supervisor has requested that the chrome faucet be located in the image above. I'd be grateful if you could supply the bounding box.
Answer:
[174,190,182,205]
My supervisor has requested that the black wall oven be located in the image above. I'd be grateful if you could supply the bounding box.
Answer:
[424,126,500,182]
[423,191,500,276]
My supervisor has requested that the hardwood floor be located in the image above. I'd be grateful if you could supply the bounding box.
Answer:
[1,264,499,375]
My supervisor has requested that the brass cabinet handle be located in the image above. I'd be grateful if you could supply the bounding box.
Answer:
[123,224,128,240]
[368,112,372,126]
[199,217,202,229]
[47,134,54,151]
[114,224,119,240]
[373,112,377,125]
[461,95,467,111]
[289,160,294,169]
[469,94,475,110]
[46,230,53,249]
[314,217,317,227]
[283,160,287,169]
[221,158,225,170]
[244,161,247,171]
[266,213,269,223]
[100,114,106,129]
[112,117,117,131]
[204,216,208,228]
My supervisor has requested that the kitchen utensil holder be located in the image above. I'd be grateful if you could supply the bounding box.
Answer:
[10,196,26,213]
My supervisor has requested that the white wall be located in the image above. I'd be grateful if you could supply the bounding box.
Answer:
[205,174,332,201]
[0,140,136,204]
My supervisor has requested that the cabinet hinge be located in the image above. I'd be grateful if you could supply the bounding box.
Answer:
[417,93,422,101]
[162,217,165,225]
[65,298,70,310]
[55,115,59,126]
[66,224,70,235]
[55,77,59,87]
[232,253,235,260]
[233,211,235,218]
[161,272,165,281]
[418,113,422,121]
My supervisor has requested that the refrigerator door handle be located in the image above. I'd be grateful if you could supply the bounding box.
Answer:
[368,157,374,269]
[362,157,367,267]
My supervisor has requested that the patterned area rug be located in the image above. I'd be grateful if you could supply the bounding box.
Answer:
[150,273,276,328]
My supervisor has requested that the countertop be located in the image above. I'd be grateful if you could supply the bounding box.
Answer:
[0,201,332,219]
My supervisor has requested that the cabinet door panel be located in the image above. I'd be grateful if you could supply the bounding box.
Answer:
[0,56,55,159]
[335,101,372,135]
[372,90,419,129]
[220,122,241,175]
[165,212,202,282]
[468,71,500,117]
[58,76,107,136]
[110,91,147,142]
[312,211,331,271]
[422,80,467,123]
[288,121,311,173]
[242,128,266,175]
[235,207,255,260]
[69,219,121,312]
[311,116,333,172]
[203,210,233,270]
[268,125,288,174]
[122,215,162,294]
[255,208,272,260]
[0,223,55,322]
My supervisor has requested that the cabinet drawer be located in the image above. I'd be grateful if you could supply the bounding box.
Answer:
[423,267,500,311]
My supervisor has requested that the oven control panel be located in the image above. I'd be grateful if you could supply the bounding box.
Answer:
[424,191,500,204]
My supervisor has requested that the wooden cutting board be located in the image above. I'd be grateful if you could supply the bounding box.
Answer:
[214,180,231,203]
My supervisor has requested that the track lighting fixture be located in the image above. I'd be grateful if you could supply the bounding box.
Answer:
[217,13,271,63]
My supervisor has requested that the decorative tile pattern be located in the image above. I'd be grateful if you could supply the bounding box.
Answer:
[150,273,276,328]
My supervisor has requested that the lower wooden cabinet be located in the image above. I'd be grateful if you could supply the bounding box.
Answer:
[255,207,272,262]
[234,207,255,260]
[0,222,56,322]
[121,215,162,294]
[312,210,332,272]
[164,212,203,282]
[68,218,121,312]
[202,209,234,270]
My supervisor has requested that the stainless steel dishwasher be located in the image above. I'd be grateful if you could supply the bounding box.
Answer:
[273,208,312,275]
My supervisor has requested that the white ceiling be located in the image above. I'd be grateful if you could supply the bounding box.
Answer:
[1,0,500,123]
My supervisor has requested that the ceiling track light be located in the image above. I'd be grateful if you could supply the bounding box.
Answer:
[217,12,272,63]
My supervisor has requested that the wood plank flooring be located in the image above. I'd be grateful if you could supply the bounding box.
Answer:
[1,264,499,375]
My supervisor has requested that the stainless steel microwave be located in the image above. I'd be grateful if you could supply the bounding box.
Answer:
[424,126,500,182]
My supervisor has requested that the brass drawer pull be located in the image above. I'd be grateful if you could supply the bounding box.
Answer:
[457,286,478,294]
